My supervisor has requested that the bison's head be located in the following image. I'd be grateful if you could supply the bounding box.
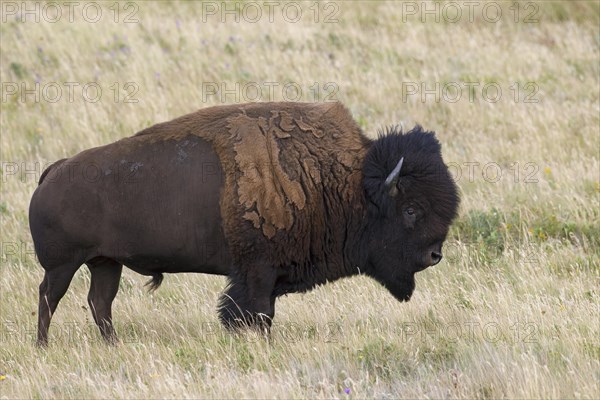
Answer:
[362,126,459,302]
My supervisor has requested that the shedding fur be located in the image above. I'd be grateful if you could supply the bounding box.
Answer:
[227,111,306,237]
[218,103,368,241]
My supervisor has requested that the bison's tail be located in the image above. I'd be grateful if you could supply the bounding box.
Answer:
[38,158,67,185]
[145,273,164,292]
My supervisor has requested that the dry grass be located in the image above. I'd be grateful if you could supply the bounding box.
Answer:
[1,1,599,398]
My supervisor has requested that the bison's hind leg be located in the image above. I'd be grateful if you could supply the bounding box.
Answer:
[86,257,123,344]
[218,266,277,333]
[37,263,81,347]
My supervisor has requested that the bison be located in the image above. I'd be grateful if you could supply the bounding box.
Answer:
[29,102,459,346]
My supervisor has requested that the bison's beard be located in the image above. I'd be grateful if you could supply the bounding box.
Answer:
[377,274,416,302]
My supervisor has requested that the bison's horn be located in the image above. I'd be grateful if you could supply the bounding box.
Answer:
[384,157,404,196]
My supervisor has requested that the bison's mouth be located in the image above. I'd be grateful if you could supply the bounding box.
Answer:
[412,260,433,273]
[413,264,429,273]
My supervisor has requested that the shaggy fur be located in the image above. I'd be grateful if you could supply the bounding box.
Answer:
[364,125,459,223]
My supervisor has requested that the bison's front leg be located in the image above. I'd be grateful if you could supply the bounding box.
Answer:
[218,265,277,332]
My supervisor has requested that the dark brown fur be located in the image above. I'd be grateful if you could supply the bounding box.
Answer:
[29,102,459,345]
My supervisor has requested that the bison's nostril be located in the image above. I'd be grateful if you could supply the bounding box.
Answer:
[431,251,443,265]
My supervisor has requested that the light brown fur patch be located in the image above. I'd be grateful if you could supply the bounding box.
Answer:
[227,112,307,237]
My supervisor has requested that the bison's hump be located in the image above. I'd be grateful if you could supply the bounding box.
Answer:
[132,102,368,241]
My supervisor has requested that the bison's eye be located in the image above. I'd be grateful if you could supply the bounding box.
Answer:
[402,205,421,229]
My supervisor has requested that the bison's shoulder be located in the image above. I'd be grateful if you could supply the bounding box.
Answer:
[131,102,370,254]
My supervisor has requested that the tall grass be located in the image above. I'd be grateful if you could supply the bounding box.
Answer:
[1,1,598,398]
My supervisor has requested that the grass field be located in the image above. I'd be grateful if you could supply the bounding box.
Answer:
[1,1,599,398]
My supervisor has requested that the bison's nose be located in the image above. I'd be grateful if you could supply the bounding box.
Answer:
[430,251,443,266]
